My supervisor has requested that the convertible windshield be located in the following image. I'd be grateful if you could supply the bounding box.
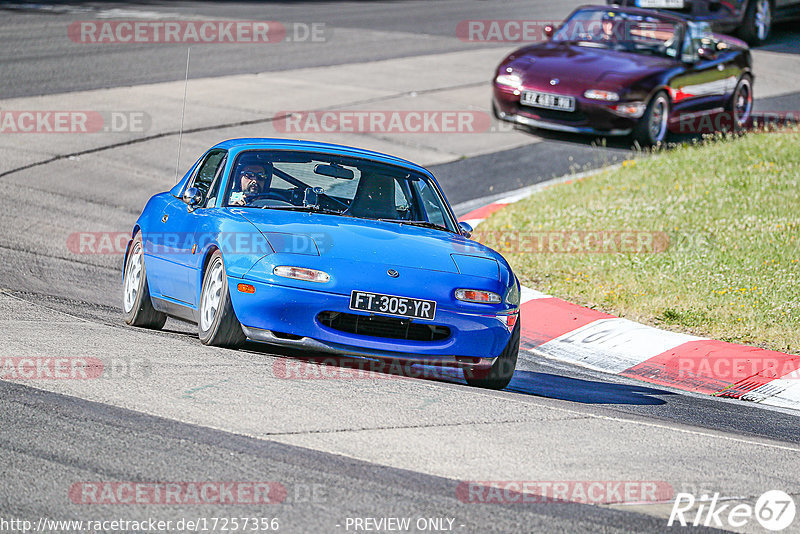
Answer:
[553,9,682,59]
[223,150,457,232]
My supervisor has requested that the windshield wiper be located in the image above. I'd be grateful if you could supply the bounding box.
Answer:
[377,219,454,233]
[264,206,352,217]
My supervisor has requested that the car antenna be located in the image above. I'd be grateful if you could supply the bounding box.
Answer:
[174,47,191,183]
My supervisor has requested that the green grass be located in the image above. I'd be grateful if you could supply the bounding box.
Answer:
[477,132,800,354]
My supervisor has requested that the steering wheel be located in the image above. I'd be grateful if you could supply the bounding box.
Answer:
[242,191,289,203]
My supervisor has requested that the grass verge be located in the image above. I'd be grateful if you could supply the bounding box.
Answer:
[477,132,800,354]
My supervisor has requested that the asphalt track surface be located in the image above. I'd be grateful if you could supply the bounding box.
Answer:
[1,2,800,533]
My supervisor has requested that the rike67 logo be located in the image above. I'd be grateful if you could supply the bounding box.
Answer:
[669,490,796,531]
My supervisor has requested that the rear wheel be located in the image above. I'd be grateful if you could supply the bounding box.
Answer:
[122,234,167,329]
[464,321,519,390]
[739,0,772,46]
[198,251,246,348]
[633,91,670,148]
[725,75,754,131]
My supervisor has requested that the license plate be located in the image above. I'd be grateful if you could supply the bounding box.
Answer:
[636,0,684,8]
[350,291,436,321]
[521,91,575,112]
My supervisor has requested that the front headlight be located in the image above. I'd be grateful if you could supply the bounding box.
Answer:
[610,102,646,118]
[455,289,502,304]
[584,89,620,101]
[495,72,522,89]
[273,266,330,283]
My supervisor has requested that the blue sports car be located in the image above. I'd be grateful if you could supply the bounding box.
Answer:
[122,139,520,389]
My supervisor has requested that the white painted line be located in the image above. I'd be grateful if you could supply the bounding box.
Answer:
[537,318,703,374]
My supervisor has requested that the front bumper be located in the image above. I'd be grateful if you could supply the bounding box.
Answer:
[493,85,636,136]
[229,277,516,364]
[240,325,497,369]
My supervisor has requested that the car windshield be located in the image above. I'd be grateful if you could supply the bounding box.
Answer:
[553,9,682,59]
[223,150,458,232]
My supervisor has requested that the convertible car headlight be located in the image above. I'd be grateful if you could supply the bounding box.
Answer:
[273,266,330,283]
[455,289,501,304]
[610,102,646,118]
[495,72,522,89]
[584,89,620,101]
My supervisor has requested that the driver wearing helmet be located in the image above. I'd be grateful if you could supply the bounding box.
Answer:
[600,12,624,41]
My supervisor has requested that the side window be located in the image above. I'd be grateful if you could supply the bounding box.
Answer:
[189,149,226,205]
[204,154,227,208]
[683,22,712,62]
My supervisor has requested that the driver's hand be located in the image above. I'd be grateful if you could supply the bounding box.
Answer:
[230,196,246,206]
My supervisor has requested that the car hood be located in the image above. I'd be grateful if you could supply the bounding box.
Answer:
[507,42,675,89]
[236,209,501,277]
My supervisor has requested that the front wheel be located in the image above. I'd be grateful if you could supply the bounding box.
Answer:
[464,321,519,390]
[739,0,772,46]
[633,92,670,148]
[725,75,754,132]
[122,234,167,329]
[198,251,246,348]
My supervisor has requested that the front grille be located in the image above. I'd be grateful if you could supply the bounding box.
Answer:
[317,311,450,342]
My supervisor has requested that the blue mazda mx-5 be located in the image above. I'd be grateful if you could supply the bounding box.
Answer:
[122,139,520,389]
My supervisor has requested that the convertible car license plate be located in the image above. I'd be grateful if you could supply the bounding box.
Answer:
[350,291,436,321]
[521,91,575,112]
[636,0,684,8]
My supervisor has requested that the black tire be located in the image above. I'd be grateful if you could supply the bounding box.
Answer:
[738,0,773,46]
[122,234,167,329]
[464,320,520,390]
[198,250,246,348]
[724,75,754,132]
[633,91,670,148]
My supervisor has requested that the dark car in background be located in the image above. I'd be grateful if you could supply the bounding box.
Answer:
[492,6,754,146]
[607,0,800,45]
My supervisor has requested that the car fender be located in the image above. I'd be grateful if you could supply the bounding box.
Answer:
[121,224,141,275]
[192,214,274,307]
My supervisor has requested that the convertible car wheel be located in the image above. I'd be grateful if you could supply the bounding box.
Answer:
[464,321,520,390]
[726,75,754,131]
[198,251,246,347]
[739,0,772,46]
[633,92,670,148]
[122,234,167,329]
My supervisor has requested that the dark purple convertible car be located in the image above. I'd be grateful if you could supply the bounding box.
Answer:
[492,6,754,146]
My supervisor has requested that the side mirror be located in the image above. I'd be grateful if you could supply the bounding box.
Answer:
[543,24,555,39]
[458,221,473,239]
[183,186,203,208]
